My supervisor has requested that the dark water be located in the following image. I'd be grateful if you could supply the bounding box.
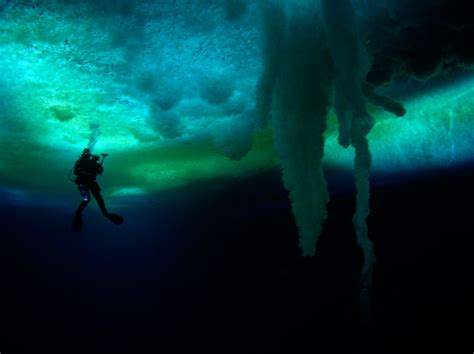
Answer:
[1,166,472,353]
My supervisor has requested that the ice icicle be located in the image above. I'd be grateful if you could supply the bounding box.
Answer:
[261,2,333,256]
[321,0,375,148]
[255,1,286,132]
[352,131,375,323]
[321,0,376,321]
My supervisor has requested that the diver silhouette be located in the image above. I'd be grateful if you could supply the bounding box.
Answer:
[72,148,123,232]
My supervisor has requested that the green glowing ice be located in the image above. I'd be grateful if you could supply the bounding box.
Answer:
[1,3,473,201]
[324,78,474,172]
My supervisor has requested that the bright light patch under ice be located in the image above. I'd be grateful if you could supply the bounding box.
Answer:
[0,2,473,201]
[325,76,474,172]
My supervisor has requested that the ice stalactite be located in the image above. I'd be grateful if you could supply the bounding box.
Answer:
[257,1,333,256]
[321,0,375,148]
[255,0,286,132]
[362,82,406,118]
[257,0,406,319]
[448,109,456,166]
[352,134,375,322]
[321,0,376,321]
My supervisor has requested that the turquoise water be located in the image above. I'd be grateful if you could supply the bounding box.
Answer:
[0,2,472,352]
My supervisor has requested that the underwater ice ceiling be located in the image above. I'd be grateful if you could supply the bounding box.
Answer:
[1,0,474,202]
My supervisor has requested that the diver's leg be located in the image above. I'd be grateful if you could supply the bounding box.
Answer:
[89,183,109,216]
[72,186,90,232]
[75,200,89,215]
[90,183,124,225]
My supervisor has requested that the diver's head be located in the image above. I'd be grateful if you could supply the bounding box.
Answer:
[82,148,91,157]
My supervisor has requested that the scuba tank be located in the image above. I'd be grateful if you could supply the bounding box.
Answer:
[68,151,108,182]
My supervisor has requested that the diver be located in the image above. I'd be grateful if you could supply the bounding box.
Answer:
[72,148,123,232]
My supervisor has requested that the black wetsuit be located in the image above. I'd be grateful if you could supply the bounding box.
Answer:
[74,157,108,215]
[72,155,123,231]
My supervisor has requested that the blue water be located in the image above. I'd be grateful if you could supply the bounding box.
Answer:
[1,167,473,353]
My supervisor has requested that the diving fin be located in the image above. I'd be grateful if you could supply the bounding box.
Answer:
[106,213,124,225]
[72,215,83,232]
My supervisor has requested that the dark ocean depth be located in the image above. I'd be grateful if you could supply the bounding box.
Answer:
[1,166,473,354]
